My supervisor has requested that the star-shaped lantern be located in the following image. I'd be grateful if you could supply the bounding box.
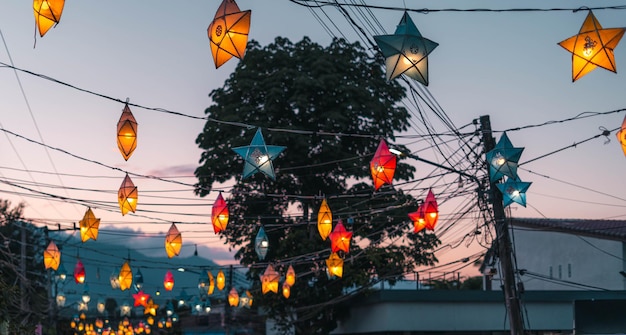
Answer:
[144,299,159,316]
[326,252,344,278]
[208,0,252,68]
[374,12,438,85]
[317,199,333,241]
[118,174,138,215]
[408,206,427,233]
[408,188,439,232]
[211,192,229,234]
[232,128,286,180]
[329,220,352,253]
[485,132,524,182]
[165,223,182,258]
[370,139,397,191]
[44,241,61,270]
[79,207,100,243]
[558,10,625,82]
[617,114,626,156]
[164,270,175,291]
[133,290,150,307]
[260,264,279,294]
[120,301,132,317]
[255,226,269,260]
[117,103,138,161]
[496,177,532,207]
[118,261,133,291]
[33,0,65,38]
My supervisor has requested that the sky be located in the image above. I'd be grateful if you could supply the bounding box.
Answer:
[1,0,626,287]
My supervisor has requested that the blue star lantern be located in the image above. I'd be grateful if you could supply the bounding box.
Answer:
[485,132,524,182]
[232,128,286,180]
[373,12,438,85]
[497,177,532,207]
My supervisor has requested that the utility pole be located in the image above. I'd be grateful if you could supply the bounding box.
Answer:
[479,115,525,335]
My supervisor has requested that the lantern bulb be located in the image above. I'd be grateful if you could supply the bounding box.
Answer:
[583,36,596,57]
[376,165,385,173]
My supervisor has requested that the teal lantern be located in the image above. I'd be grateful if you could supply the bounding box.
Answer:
[486,132,524,182]
[497,177,531,207]
[255,226,269,260]
[232,128,286,180]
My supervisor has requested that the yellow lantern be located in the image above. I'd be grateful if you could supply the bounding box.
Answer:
[617,114,626,156]
[43,240,60,270]
[144,299,159,316]
[216,270,226,290]
[317,199,332,240]
[118,261,133,291]
[282,283,291,299]
[79,207,100,242]
[260,264,279,294]
[118,174,138,215]
[228,288,239,307]
[207,271,215,295]
[117,103,138,161]
[207,0,252,68]
[33,0,65,37]
[285,265,296,286]
[326,252,344,278]
[165,223,182,258]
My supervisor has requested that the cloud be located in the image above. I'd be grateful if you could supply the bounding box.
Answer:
[145,164,197,177]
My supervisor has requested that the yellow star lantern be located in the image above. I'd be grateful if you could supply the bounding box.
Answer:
[118,174,138,215]
[207,0,252,68]
[43,241,60,270]
[217,270,226,290]
[33,0,65,38]
[79,207,100,243]
[118,261,133,291]
[558,10,626,82]
[326,252,344,278]
[617,114,626,156]
[317,199,332,241]
[165,223,182,258]
[144,299,159,316]
[117,103,138,161]
[260,264,279,294]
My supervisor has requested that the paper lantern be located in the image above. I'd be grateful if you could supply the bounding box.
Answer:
[485,132,524,182]
[408,205,427,233]
[79,207,100,242]
[282,283,291,299]
[260,264,279,294]
[558,10,625,82]
[497,177,532,208]
[329,220,352,253]
[56,291,66,307]
[617,115,626,156]
[144,299,158,316]
[211,192,229,233]
[117,103,138,161]
[120,302,131,317]
[374,12,438,85]
[109,269,120,289]
[96,299,106,314]
[118,261,133,291]
[326,253,344,278]
[285,265,296,286]
[134,269,144,290]
[165,223,182,258]
[44,240,60,270]
[74,258,85,284]
[164,270,175,291]
[208,0,252,68]
[239,290,252,308]
[317,199,332,240]
[232,128,286,180]
[228,288,239,307]
[133,290,150,307]
[216,270,226,290]
[33,0,65,37]
[207,271,215,295]
[422,189,439,231]
[255,226,269,260]
[370,139,397,190]
[118,174,138,215]
[245,290,253,307]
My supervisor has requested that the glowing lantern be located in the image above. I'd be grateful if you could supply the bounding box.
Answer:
[165,223,182,258]
[74,258,85,284]
[97,298,106,314]
[56,291,66,307]
[422,189,439,231]
[232,128,286,180]
[282,283,291,299]
[120,302,131,317]
[370,139,397,190]
[44,240,60,270]
[117,103,138,161]
[497,177,532,208]
[317,199,332,240]
[216,270,226,290]
[255,226,269,260]
[617,115,626,156]
[329,220,352,253]
[285,265,296,286]
[164,270,175,291]
[558,10,625,82]
[118,174,138,215]
[485,132,523,182]
[79,207,100,242]
[245,290,253,307]
[134,269,144,290]
[133,290,150,307]
[207,271,215,295]
[33,0,65,37]
[208,0,252,68]
[260,264,279,294]
[228,288,239,307]
[211,192,229,233]
[144,299,159,316]
[326,252,344,278]
[118,261,133,291]
[408,205,427,233]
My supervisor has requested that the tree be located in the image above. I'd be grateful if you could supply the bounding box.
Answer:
[195,37,440,334]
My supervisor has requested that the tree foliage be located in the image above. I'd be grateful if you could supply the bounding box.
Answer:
[195,37,440,334]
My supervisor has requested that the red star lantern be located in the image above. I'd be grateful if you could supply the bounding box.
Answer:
[133,290,150,307]
[422,189,439,231]
[317,199,332,240]
[164,270,175,291]
[408,205,427,233]
[74,258,85,284]
[212,192,229,234]
[165,223,182,258]
[329,220,352,253]
[370,139,397,191]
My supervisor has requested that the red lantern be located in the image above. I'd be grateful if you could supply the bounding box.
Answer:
[370,139,397,191]
[423,189,439,230]
[132,290,150,307]
[164,270,175,291]
[329,220,352,253]
[408,205,427,233]
[74,258,85,284]
[211,192,229,234]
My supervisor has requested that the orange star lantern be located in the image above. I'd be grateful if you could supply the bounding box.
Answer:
[228,288,239,307]
[370,139,397,191]
[617,114,626,156]
[260,264,279,294]
[164,270,175,291]
[326,252,344,278]
[118,174,138,215]
[208,0,252,68]
[117,103,138,161]
[317,199,332,240]
[285,265,296,286]
[44,241,61,270]
[217,270,226,290]
[33,0,65,37]
[79,207,100,242]
[119,261,133,291]
[133,290,150,307]
[74,258,85,284]
[144,299,159,316]
[165,223,182,258]
[422,189,439,230]
[211,192,229,234]
[329,220,352,253]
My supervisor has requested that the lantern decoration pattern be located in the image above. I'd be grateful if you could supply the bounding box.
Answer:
[144,299,159,316]
[285,265,296,287]
[558,10,625,82]
[232,128,286,180]
[317,199,333,241]
[118,174,138,215]
[216,270,226,290]
[260,264,279,294]
[117,103,138,161]
[212,192,229,234]
[33,0,65,37]
[118,261,133,291]
[207,271,215,295]
[255,226,269,260]
[44,240,61,270]
[485,132,523,182]
[79,207,100,242]
[374,12,438,85]
[74,258,85,284]
[164,270,175,291]
[133,290,150,307]
[370,139,397,190]
[208,0,252,68]
[329,220,352,253]
[617,114,626,156]
[165,223,182,258]
[282,283,291,299]
[228,288,239,307]
[497,177,532,208]
[326,252,344,278]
